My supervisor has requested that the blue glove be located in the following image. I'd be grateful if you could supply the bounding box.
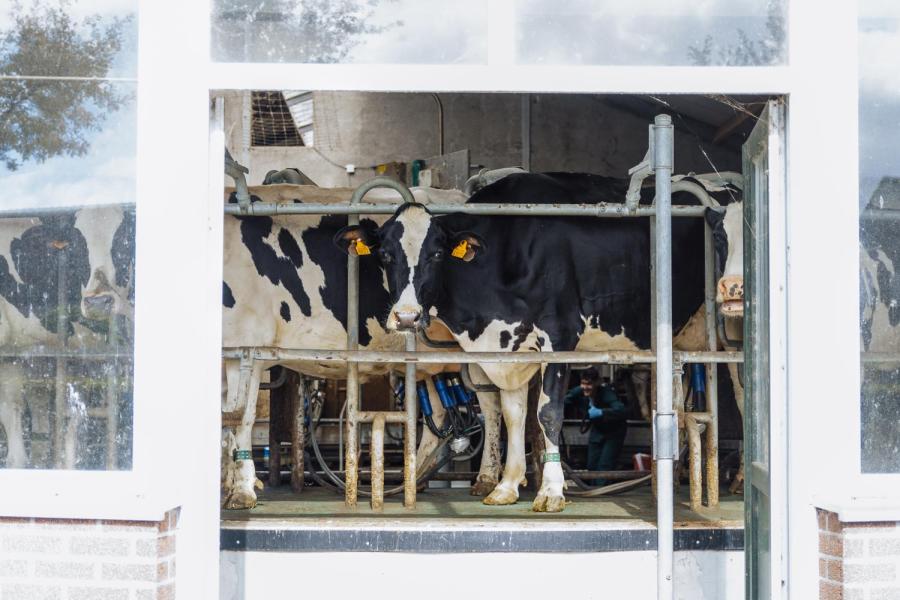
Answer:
[588,406,604,419]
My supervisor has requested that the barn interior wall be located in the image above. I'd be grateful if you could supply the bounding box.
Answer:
[222,91,740,187]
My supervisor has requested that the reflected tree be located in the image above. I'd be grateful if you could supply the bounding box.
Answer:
[688,2,786,66]
[212,0,395,63]
[0,1,129,170]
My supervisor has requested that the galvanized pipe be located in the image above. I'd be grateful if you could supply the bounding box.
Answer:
[652,114,675,600]
[105,313,119,469]
[220,347,742,364]
[223,201,711,218]
[704,215,720,508]
[403,332,417,508]
[344,186,361,508]
[370,414,386,511]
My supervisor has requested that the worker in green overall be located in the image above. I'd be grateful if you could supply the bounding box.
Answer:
[565,368,628,486]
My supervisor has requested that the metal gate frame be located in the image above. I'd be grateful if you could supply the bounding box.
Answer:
[220,114,744,600]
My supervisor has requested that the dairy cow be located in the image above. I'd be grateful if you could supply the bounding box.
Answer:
[221,184,503,509]
[335,172,745,512]
[0,206,134,468]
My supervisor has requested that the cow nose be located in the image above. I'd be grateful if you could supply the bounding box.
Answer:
[393,310,422,330]
[84,294,114,316]
[717,276,744,302]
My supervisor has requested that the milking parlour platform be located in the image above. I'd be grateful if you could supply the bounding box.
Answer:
[221,485,743,553]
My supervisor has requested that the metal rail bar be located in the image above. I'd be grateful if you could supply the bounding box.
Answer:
[223,202,713,218]
[52,249,69,469]
[221,347,743,364]
[344,181,362,507]
[652,114,675,600]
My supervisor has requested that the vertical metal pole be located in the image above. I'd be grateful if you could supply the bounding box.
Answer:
[290,374,306,493]
[105,313,119,469]
[403,332,418,508]
[652,114,675,600]
[704,220,720,507]
[370,414,386,511]
[52,247,68,469]
[344,206,361,508]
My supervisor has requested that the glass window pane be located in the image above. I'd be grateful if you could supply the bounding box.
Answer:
[515,0,787,66]
[859,2,900,473]
[211,0,487,64]
[0,1,137,471]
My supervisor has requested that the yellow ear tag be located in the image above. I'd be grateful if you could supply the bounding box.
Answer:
[451,240,469,259]
[354,239,371,256]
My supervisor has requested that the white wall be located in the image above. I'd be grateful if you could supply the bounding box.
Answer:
[220,550,744,600]
[225,92,740,188]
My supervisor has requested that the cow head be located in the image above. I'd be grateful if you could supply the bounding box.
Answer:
[705,202,744,318]
[334,203,484,331]
[74,206,136,322]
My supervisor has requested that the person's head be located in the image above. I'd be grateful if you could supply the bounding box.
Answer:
[580,367,599,395]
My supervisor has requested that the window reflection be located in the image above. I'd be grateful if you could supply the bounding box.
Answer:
[515,0,787,66]
[0,1,137,471]
[859,4,900,474]
[211,0,487,64]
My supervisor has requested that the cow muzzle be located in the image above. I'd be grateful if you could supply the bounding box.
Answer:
[391,310,422,331]
[82,294,115,319]
[716,275,744,317]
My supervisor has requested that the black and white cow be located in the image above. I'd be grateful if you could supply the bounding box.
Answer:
[335,172,745,512]
[0,206,135,468]
[221,184,504,509]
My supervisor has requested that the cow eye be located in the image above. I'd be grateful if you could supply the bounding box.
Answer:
[378,249,393,264]
[431,250,445,261]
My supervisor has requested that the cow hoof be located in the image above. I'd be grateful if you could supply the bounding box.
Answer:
[483,487,518,505]
[222,489,258,510]
[470,478,498,497]
[532,492,566,513]
[729,476,744,495]
[254,478,265,491]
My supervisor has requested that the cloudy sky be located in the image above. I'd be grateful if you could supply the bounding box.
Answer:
[1,0,137,211]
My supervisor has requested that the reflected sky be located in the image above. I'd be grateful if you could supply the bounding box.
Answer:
[1,0,138,210]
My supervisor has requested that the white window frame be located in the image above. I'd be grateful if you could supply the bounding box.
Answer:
[2,2,880,598]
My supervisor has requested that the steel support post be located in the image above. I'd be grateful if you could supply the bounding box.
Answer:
[651,114,675,600]
[344,194,361,508]
[403,332,418,508]
[105,313,119,469]
[369,414,386,511]
[704,216,720,507]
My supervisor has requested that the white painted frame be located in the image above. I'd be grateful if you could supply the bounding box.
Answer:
[0,1,879,598]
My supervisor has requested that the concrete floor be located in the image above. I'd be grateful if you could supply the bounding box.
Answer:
[222,483,743,526]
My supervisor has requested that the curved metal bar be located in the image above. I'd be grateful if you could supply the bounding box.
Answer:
[417,329,459,349]
[672,179,720,208]
[350,176,416,206]
[259,366,287,390]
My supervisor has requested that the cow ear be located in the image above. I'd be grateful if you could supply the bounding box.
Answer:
[704,207,724,228]
[449,232,485,262]
[334,224,378,256]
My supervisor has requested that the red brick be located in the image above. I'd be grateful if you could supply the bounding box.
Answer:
[157,534,176,558]
[820,532,843,557]
[828,559,843,583]
[827,514,844,534]
[820,558,827,577]
[844,522,898,530]
[158,508,181,533]
[820,580,842,600]
[818,509,830,531]
[157,582,175,600]
[0,517,33,525]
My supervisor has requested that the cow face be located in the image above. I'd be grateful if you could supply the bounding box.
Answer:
[705,202,744,318]
[74,206,135,322]
[334,203,483,331]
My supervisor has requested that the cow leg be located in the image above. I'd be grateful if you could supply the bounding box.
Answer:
[223,360,264,509]
[631,368,651,421]
[471,390,501,496]
[727,362,746,494]
[464,364,502,497]
[0,363,28,468]
[483,386,528,505]
[533,363,569,513]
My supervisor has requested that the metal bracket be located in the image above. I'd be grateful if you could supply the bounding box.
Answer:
[225,149,251,214]
[653,411,678,460]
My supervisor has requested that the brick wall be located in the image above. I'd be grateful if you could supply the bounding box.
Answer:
[0,508,179,600]
[818,508,900,600]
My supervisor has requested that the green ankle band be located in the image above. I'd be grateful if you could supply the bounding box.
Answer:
[542,452,561,464]
[233,449,252,461]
